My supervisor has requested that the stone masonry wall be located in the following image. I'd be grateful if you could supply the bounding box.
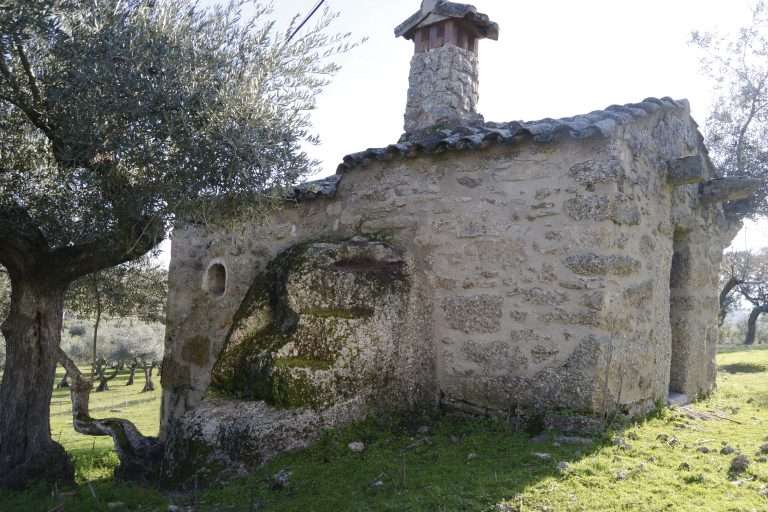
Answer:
[162,104,733,444]
[404,45,482,134]
[668,179,735,399]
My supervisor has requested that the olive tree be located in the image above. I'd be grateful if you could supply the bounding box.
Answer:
[67,257,167,379]
[692,0,768,218]
[738,248,768,345]
[0,0,351,488]
[0,267,8,368]
[720,250,752,325]
[0,267,7,318]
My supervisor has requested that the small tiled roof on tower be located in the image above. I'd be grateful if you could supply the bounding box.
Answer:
[395,0,499,41]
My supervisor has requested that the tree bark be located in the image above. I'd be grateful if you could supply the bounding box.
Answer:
[719,276,743,327]
[0,278,74,489]
[94,359,118,392]
[126,364,137,386]
[56,369,70,389]
[745,305,768,345]
[91,294,101,380]
[141,363,156,393]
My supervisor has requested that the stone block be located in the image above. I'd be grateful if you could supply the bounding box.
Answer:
[568,159,625,188]
[564,253,641,276]
[441,295,504,334]
[667,156,705,186]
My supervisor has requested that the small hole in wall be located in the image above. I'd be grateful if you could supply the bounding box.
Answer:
[206,263,227,297]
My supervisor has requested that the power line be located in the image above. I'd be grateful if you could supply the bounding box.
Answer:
[286,0,327,44]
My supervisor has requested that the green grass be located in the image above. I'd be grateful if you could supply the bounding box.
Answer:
[3,347,768,511]
[50,367,161,454]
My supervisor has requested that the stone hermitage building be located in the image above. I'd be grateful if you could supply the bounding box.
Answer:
[160,1,759,477]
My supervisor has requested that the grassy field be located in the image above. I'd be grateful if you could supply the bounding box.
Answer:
[2,347,768,511]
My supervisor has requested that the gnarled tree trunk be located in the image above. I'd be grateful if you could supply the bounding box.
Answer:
[745,305,768,345]
[126,362,137,386]
[719,276,743,327]
[0,279,74,489]
[94,359,119,392]
[58,350,162,482]
[57,368,70,389]
[142,362,157,393]
[91,296,101,379]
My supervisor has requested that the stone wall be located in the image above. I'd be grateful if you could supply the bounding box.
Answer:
[668,175,738,398]
[161,102,740,477]
[404,45,482,134]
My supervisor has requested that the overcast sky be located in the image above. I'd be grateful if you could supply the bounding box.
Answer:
[167,0,766,263]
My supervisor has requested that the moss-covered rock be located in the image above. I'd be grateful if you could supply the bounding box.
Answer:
[210,237,410,410]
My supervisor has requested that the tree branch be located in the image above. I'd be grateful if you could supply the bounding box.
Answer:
[0,206,50,275]
[12,35,42,106]
[50,216,165,283]
[719,275,744,325]
[721,276,743,306]
[739,286,763,307]
[736,91,762,175]
[0,46,51,136]
[0,43,22,96]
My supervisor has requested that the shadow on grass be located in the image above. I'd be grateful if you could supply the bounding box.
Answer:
[1,412,616,512]
[717,344,768,354]
[0,449,167,512]
[1,406,665,512]
[2,366,666,512]
[175,411,631,512]
[718,363,767,374]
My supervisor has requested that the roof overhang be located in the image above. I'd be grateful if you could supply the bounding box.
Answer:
[395,1,499,41]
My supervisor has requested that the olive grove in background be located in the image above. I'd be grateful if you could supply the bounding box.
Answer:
[736,248,768,345]
[720,250,752,326]
[66,257,167,376]
[720,249,768,345]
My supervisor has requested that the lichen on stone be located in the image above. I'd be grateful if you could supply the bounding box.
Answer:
[441,295,503,334]
[210,237,410,410]
[564,253,641,276]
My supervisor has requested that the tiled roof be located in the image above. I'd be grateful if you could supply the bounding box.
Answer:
[395,1,499,40]
[288,175,342,202]
[290,97,692,201]
[337,97,690,173]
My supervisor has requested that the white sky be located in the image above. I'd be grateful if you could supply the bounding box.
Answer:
[163,0,766,264]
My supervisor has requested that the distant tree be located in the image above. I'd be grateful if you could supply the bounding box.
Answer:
[125,359,139,386]
[55,368,69,389]
[140,359,158,393]
[92,358,119,393]
[66,258,167,379]
[692,1,768,218]
[737,248,768,344]
[720,320,748,345]
[720,251,752,325]
[0,0,353,487]
[67,324,86,337]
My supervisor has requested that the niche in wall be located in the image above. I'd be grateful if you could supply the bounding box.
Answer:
[206,262,227,297]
